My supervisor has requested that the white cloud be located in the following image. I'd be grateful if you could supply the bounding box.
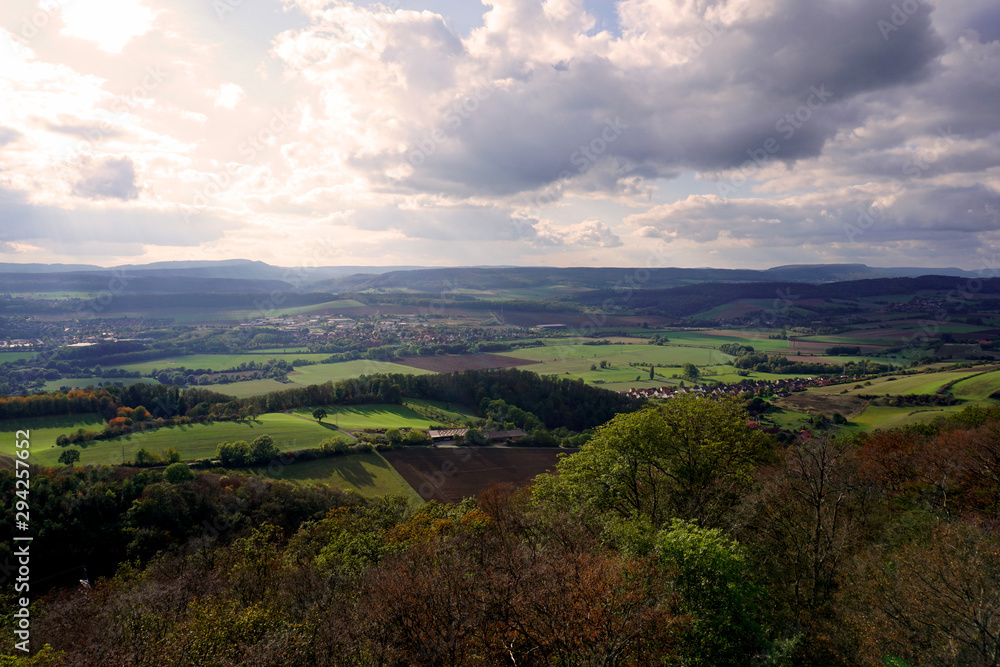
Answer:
[59,0,158,53]
[213,82,245,109]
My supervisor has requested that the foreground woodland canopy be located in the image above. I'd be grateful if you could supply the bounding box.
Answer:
[2,396,1000,665]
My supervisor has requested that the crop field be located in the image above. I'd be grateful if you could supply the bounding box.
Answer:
[849,404,968,431]
[286,360,434,385]
[403,398,479,424]
[394,353,539,373]
[43,377,160,392]
[499,343,732,366]
[118,353,332,375]
[809,369,985,397]
[32,412,334,467]
[667,331,791,351]
[0,413,106,455]
[292,403,458,430]
[382,447,566,503]
[0,351,37,363]
[216,379,297,398]
[244,452,420,501]
[949,369,1000,401]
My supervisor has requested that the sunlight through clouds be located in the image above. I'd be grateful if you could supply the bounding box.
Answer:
[58,0,158,53]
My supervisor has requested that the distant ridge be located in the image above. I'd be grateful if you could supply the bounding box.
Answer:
[0,260,978,295]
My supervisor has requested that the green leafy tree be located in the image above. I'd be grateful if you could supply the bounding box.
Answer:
[534,395,773,527]
[682,362,700,381]
[250,434,279,464]
[58,448,81,466]
[163,461,195,483]
[655,519,784,665]
[216,440,251,467]
[312,408,328,423]
[404,429,431,446]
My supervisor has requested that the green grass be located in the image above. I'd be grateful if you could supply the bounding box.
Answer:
[43,377,160,392]
[0,351,37,363]
[502,343,733,367]
[292,403,448,430]
[243,452,421,502]
[0,413,106,455]
[402,398,478,424]
[810,369,984,397]
[216,379,296,398]
[949,369,1000,401]
[850,404,968,430]
[662,331,791,351]
[32,413,335,467]
[285,360,433,386]
[117,353,333,375]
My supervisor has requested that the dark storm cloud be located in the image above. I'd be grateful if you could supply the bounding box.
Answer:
[353,0,946,199]
[72,157,140,201]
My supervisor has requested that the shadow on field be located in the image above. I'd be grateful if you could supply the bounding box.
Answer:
[333,456,379,488]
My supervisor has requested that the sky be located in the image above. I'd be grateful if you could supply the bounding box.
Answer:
[0,0,998,270]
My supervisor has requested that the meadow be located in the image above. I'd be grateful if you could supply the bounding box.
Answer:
[0,413,106,454]
[118,353,332,375]
[291,400,473,430]
[948,369,1000,401]
[29,412,335,467]
[808,369,985,397]
[244,452,421,502]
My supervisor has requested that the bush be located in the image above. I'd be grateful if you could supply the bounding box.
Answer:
[164,462,195,483]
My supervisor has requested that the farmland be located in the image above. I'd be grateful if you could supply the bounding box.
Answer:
[292,403,450,430]
[0,413,105,455]
[382,447,566,503]
[30,412,334,467]
[285,360,434,385]
[244,452,421,502]
[393,353,539,372]
[117,353,333,375]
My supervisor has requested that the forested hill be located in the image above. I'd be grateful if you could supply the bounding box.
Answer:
[574,274,1000,318]
[0,261,977,296]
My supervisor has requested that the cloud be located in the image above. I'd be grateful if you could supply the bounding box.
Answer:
[0,0,998,269]
[213,83,245,109]
[72,157,140,200]
[537,219,624,248]
[0,126,21,146]
[59,0,158,53]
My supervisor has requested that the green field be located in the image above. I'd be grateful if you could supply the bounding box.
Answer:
[30,412,335,467]
[850,404,968,430]
[292,403,459,430]
[809,369,985,397]
[117,353,332,375]
[0,351,37,363]
[0,413,106,455]
[949,369,1000,401]
[43,377,160,392]
[503,343,732,367]
[662,331,791,351]
[244,452,421,502]
[285,360,433,386]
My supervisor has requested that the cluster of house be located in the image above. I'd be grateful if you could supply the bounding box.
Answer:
[623,375,854,400]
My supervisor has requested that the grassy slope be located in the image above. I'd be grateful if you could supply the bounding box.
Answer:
[243,452,421,503]
[291,403,463,430]
[949,369,1000,401]
[118,353,332,375]
[286,360,434,386]
[33,413,335,467]
[0,414,106,455]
